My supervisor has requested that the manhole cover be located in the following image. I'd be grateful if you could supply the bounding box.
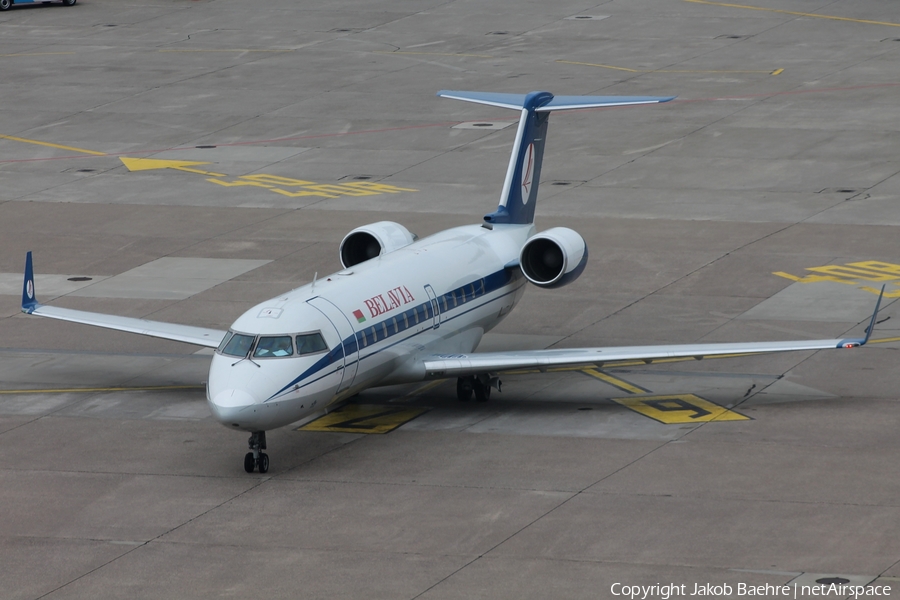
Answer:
[815,577,850,585]
[67,277,93,282]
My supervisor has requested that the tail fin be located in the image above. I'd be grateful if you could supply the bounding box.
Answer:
[437,90,675,225]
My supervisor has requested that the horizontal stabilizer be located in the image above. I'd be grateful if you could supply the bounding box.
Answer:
[438,90,674,225]
[436,91,675,112]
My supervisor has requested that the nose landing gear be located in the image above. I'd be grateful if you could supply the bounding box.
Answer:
[244,431,269,473]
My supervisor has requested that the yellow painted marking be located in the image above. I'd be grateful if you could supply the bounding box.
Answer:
[374,51,493,58]
[0,52,77,58]
[869,336,900,345]
[613,394,750,423]
[342,182,418,193]
[299,404,429,434]
[207,178,275,189]
[684,0,900,27]
[0,134,106,156]
[390,380,445,404]
[0,385,204,395]
[239,174,315,186]
[581,368,649,394]
[119,157,225,176]
[556,59,782,75]
[774,260,900,296]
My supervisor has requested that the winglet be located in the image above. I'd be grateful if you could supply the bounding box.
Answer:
[21,252,38,314]
[837,285,885,348]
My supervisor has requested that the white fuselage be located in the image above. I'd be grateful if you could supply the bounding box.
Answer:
[206,222,534,432]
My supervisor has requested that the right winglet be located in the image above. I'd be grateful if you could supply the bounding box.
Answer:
[837,284,886,348]
[22,251,38,314]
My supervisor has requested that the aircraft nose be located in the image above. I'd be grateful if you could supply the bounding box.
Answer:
[208,388,258,425]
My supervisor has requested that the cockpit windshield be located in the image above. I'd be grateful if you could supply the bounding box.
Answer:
[220,333,255,357]
[254,336,293,358]
[216,330,329,359]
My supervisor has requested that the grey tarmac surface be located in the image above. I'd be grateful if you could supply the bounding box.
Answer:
[1,0,899,598]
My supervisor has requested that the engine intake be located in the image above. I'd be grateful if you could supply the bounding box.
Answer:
[519,227,588,289]
[339,221,416,268]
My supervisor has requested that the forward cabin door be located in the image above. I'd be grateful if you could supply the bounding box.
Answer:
[307,296,359,393]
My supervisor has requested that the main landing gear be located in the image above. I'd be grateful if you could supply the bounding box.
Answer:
[244,431,269,473]
[456,375,499,402]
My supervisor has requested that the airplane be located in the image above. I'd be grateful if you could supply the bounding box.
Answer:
[20,90,884,474]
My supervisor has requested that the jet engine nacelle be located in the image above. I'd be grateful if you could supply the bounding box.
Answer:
[519,227,588,289]
[339,221,417,268]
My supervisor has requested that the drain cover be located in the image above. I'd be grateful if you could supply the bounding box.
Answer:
[67,277,93,282]
[452,121,514,131]
[815,577,850,585]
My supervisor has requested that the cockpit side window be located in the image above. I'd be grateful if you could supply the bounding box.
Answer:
[216,331,234,353]
[254,335,294,358]
[221,333,255,357]
[296,332,328,356]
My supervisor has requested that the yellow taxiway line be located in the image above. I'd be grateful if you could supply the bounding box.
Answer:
[684,0,900,27]
[0,134,106,156]
[557,60,783,75]
[0,385,204,395]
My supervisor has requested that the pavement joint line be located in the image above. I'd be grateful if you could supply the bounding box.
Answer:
[157,48,295,53]
[374,50,494,58]
[0,52,77,57]
[683,0,900,27]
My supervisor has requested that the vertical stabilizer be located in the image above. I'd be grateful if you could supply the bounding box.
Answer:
[437,90,675,225]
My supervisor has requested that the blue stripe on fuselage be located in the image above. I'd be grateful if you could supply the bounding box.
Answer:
[264,268,520,401]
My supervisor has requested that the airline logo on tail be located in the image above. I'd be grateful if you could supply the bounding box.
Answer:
[521,142,534,203]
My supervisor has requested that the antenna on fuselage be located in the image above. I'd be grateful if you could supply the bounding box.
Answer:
[312,272,318,291]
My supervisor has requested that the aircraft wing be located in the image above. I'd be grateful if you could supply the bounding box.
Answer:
[20,252,226,348]
[423,289,884,377]
[422,338,866,377]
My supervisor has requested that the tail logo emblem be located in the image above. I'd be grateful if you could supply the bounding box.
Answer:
[26,280,34,300]
[520,142,534,204]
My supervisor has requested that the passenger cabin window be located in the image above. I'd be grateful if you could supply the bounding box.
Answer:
[254,335,293,358]
[296,332,328,355]
[222,333,255,358]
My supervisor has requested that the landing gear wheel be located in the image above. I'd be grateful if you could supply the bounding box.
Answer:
[245,431,268,473]
[456,376,474,402]
[0,0,11,11]
[62,0,76,5]
[473,378,491,402]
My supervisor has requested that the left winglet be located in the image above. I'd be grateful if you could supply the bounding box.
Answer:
[837,284,886,348]
[22,251,38,314]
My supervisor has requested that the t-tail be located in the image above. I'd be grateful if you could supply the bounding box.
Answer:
[437,90,675,225]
